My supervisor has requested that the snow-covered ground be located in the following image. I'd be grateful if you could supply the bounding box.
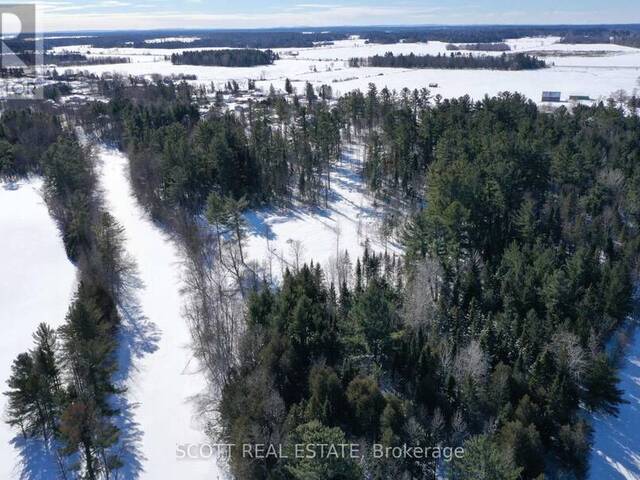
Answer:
[590,318,640,480]
[0,179,76,479]
[96,148,223,479]
[53,37,640,103]
[243,143,401,282]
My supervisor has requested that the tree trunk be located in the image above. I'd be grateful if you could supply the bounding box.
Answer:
[84,440,97,480]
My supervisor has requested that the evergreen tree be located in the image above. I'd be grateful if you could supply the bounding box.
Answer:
[450,435,522,480]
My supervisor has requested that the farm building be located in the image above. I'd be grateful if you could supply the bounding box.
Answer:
[569,95,591,101]
[542,91,562,102]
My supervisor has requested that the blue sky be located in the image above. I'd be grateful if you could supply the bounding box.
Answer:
[26,0,640,31]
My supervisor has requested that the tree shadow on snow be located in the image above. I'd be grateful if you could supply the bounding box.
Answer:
[7,265,158,480]
[110,262,161,479]
[9,435,65,480]
[589,292,640,480]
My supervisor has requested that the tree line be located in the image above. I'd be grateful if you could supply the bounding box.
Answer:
[170,49,279,67]
[2,109,132,479]
[44,53,131,66]
[446,42,511,51]
[349,52,546,70]
[561,30,640,48]
[5,25,638,53]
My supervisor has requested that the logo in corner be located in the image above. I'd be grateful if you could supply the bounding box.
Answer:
[0,4,43,100]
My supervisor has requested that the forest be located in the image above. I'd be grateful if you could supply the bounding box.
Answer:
[32,30,340,50]
[3,73,640,480]
[81,76,341,217]
[215,91,639,480]
[349,52,546,70]
[75,77,640,479]
[561,30,640,48]
[170,49,279,67]
[357,25,640,45]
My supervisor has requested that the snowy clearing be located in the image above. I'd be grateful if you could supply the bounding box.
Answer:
[96,148,223,480]
[0,179,76,479]
[243,143,402,283]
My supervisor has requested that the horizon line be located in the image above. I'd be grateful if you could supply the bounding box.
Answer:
[39,22,640,35]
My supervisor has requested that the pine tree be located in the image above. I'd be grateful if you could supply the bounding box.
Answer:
[5,323,64,442]
[583,353,626,415]
[224,195,249,265]
[450,435,522,480]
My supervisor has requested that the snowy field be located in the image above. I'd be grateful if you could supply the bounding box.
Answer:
[53,36,640,103]
[0,180,76,479]
[244,143,401,282]
[96,148,223,480]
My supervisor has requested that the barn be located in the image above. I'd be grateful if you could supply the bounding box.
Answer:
[542,91,562,102]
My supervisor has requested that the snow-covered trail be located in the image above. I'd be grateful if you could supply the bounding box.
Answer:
[0,180,76,479]
[97,148,221,479]
[590,321,640,480]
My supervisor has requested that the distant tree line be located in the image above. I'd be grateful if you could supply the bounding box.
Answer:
[446,42,511,51]
[562,30,640,48]
[359,25,640,44]
[35,30,340,50]
[3,25,639,53]
[170,49,279,67]
[0,67,25,78]
[349,52,546,70]
[43,53,131,66]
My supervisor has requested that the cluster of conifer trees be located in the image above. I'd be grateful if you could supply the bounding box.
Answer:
[170,49,278,67]
[349,52,546,70]
[2,110,130,479]
[86,77,639,479]
[209,88,636,479]
[84,77,342,217]
[43,53,130,66]
[561,31,640,48]
[445,42,511,51]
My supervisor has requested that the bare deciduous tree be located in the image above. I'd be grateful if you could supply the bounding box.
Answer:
[550,331,586,381]
[288,239,305,273]
[404,257,443,330]
[454,340,489,385]
[180,223,245,393]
